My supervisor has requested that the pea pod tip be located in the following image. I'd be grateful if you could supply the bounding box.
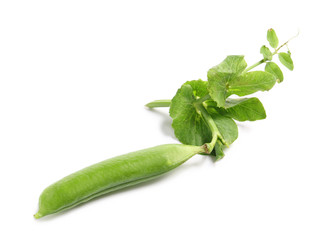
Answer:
[34,212,43,219]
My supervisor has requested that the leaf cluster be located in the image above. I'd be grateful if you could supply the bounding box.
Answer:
[169,59,271,159]
[262,28,294,82]
[148,29,295,160]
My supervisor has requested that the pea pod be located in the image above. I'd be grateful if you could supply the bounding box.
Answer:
[34,144,205,219]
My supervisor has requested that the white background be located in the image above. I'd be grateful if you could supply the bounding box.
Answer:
[1,0,327,239]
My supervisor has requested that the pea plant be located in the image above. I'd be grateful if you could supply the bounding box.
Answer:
[35,29,295,219]
[146,28,295,160]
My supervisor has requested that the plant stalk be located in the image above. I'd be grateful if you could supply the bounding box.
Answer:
[194,102,228,152]
[145,100,171,108]
[195,94,211,104]
[243,59,266,73]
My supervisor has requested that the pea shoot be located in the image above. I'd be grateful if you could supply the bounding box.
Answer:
[147,28,295,159]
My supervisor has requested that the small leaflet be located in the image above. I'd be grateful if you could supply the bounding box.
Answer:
[278,52,294,71]
[260,45,273,60]
[265,62,284,83]
[267,28,279,49]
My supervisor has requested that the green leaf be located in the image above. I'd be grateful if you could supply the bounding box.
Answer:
[211,113,238,145]
[219,97,266,121]
[267,28,279,49]
[214,140,225,160]
[169,81,212,146]
[183,79,208,97]
[207,55,247,107]
[206,107,238,145]
[278,52,294,71]
[228,71,276,97]
[260,45,272,61]
[265,62,284,83]
[170,79,238,148]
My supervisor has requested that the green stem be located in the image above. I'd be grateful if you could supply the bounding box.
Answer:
[273,32,298,54]
[195,94,211,104]
[145,94,211,108]
[194,102,228,153]
[145,100,171,108]
[243,59,266,73]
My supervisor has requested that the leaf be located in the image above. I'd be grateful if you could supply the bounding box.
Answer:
[214,140,225,160]
[169,81,212,146]
[212,113,238,145]
[267,28,279,49]
[219,97,266,121]
[170,79,238,148]
[207,107,238,145]
[265,62,284,83]
[209,55,247,77]
[207,55,247,107]
[260,45,272,61]
[203,100,217,108]
[278,52,294,71]
[228,71,276,97]
[183,79,208,97]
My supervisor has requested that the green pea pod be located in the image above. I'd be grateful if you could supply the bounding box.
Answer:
[34,144,205,219]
